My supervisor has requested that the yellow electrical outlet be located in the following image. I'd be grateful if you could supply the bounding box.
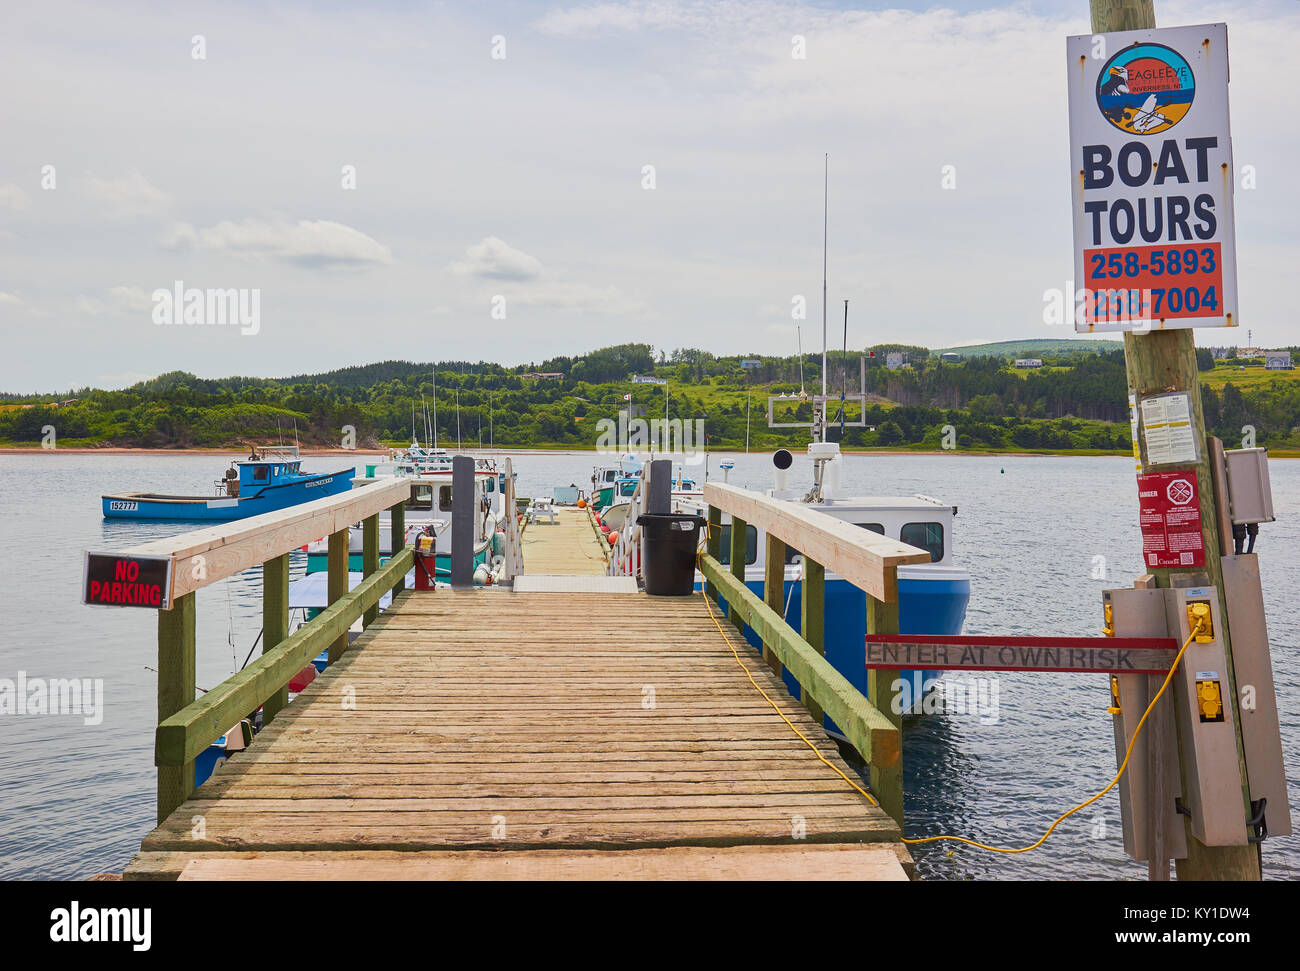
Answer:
[1107,674,1121,715]
[1186,601,1214,642]
[1196,679,1224,722]
[1102,602,1114,637]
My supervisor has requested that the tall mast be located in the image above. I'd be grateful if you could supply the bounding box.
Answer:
[821,152,828,439]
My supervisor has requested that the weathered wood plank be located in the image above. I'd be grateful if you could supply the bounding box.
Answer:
[120,478,411,604]
[703,482,928,602]
[130,587,902,878]
[174,844,908,881]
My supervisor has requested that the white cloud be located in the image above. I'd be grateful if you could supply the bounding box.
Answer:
[0,291,24,306]
[511,281,642,313]
[538,1,713,35]
[448,237,645,313]
[0,184,31,211]
[448,236,544,281]
[166,218,393,268]
[75,285,154,316]
[83,171,170,219]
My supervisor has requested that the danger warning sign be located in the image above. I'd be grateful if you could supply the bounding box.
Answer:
[1136,470,1205,568]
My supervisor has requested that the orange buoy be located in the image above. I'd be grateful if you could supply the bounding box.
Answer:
[608,530,619,545]
[577,498,587,508]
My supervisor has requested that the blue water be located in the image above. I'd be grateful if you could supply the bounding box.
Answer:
[0,451,1296,879]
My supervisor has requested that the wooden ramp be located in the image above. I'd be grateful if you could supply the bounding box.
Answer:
[520,506,609,575]
[125,589,904,881]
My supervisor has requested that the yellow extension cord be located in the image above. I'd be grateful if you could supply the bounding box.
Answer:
[696,540,1205,854]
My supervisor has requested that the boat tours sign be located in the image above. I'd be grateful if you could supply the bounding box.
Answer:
[83,552,172,609]
[1067,23,1237,332]
[865,635,1178,674]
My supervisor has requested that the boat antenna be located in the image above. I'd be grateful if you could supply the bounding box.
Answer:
[455,389,462,452]
[276,417,284,447]
[839,299,849,438]
[292,417,299,450]
[796,326,805,398]
[745,392,751,454]
[820,152,828,442]
[432,373,439,451]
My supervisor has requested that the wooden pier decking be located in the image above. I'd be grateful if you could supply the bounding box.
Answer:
[124,588,905,880]
[518,506,610,575]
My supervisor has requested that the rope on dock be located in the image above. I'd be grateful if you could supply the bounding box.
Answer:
[697,535,1208,855]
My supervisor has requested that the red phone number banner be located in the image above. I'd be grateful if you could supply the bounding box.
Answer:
[1083,242,1223,324]
[1136,471,1205,568]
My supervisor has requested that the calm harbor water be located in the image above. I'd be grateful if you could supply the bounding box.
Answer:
[0,451,1296,880]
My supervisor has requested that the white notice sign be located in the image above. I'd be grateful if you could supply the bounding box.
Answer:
[1067,24,1238,332]
[1140,392,1198,465]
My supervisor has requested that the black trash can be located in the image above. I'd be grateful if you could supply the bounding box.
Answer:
[639,512,705,596]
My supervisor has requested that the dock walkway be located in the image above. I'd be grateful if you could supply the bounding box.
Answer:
[518,506,610,575]
[125,588,905,880]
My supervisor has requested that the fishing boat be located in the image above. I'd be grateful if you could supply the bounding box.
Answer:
[613,152,970,719]
[670,442,970,722]
[305,452,505,579]
[101,446,355,521]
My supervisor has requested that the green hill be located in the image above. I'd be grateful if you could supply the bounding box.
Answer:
[933,338,1123,359]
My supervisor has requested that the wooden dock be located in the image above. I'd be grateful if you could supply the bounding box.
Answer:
[519,506,610,575]
[125,588,905,880]
[97,470,920,881]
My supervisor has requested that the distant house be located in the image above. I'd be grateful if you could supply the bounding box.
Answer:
[940,353,961,363]
[740,359,762,369]
[521,372,563,380]
[1014,358,1043,369]
[1264,351,1292,370]
[885,353,904,370]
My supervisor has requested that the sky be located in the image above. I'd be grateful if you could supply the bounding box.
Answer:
[1,0,1296,393]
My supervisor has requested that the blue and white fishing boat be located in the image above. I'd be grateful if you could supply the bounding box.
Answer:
[671,441,970,724]
[101,446,355,521]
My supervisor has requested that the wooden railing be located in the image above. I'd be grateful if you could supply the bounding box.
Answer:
[112,479,414,822]
[700,482,932,826]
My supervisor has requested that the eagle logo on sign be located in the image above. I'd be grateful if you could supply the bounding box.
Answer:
[1096,43,1195,136]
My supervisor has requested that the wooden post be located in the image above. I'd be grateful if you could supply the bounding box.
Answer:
[763,534,786,675]
[327,529,349,664]
[261,553,290,727]
[390,500,406,592]
[866,593,904,828]
[705,505,721,600]
[728,515,747,634]
[157,592,196,823]
[362,514,379,628]
[800,556,825,726]
[1090,0,1258,881]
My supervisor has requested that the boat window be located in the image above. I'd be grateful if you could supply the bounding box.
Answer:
[901,522,944,563]
[407,485,434,511]
[717,524,758,566]
[439,486,453,511]
[857,522,885,535]
[485,478,495,493]
[251,466,269,483]
[619,481,637,496]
